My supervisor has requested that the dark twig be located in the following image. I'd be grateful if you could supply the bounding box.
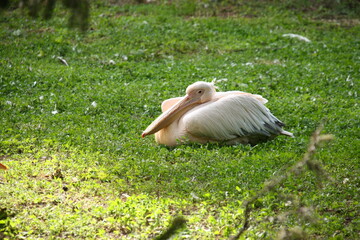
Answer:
[230,124,334,240]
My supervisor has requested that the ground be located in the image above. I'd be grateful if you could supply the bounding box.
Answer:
[0,1,359,239]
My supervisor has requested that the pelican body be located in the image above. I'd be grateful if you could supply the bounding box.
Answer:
[142,81,293,146]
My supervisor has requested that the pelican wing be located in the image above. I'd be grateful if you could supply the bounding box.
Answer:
[181,94,287,142]
[215,91,268,104]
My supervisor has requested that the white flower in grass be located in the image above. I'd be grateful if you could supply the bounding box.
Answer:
[52,104,58,115]
[13,29,21,36]
[243,62,254,67]
[190,192,200,200]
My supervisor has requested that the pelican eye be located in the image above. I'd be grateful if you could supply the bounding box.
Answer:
[198,90,203,94]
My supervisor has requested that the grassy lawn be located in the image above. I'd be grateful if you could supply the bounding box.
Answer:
[0,1,359,239]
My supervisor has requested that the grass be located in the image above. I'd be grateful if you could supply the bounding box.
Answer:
[0,1,359,239]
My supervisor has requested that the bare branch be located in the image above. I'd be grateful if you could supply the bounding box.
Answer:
[230,124,334,240]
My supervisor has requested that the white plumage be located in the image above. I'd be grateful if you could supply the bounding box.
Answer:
[142,81,293,146]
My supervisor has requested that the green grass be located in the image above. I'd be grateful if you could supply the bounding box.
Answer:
[0,1,359,239]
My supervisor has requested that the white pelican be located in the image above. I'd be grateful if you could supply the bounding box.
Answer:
[142,81,293,146]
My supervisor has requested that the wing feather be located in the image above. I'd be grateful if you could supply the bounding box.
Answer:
[181,94,284,141]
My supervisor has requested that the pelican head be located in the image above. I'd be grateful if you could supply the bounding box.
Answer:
[185,81,216,103]
[142,81,216,137]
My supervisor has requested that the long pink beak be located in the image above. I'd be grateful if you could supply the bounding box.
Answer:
[142,93,199,137]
